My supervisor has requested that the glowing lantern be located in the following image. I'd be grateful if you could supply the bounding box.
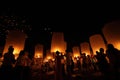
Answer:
[43,49,54,62]
[72,46,80,58]
[46,49,53,59]
[3,30,27,59]
[89,34,106,55]
[80,42,91,55]
[51,32,66,54]
[34,44,43,58]
[102,21,120,50]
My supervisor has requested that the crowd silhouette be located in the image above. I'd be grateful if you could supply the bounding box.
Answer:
[0,44,120,80]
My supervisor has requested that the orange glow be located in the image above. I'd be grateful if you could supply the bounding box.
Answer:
[46,49,54,59]
[3,30,26,59]
[34,53,42,58]
[89,34,106,55]
[43,55,54,62]
[43,59,48,62]
[72,46,80,59]
[73,54,80,58]
[103,21,120,50]
[35,44,43,58]
[44,49,55,62]
[4,46,25,60]
[47,56,52,60]
[80,42,91,55]
[13,47,21,59]
[84,52,89,56]
[52,58,55,61]
[95,49,99,52]
[115,42,120,50]
[53,48,60,52]
[51,32,66,53]
[13,47,20,55]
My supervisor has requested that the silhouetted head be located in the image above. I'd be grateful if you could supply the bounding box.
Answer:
[83,53,86,56]
[99,48,104,53]
[19,50,25,56]
[56,51,60,56]
[96,51,99,55]
[107,44,114,49]
[8,46,14,53]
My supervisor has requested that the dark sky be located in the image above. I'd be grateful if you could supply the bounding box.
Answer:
[1,6,120,48]
[26,9,120,45]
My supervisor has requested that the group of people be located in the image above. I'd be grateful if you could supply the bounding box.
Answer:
[0,43,120,80]
[0,46,32,80]
[74,44,120,79]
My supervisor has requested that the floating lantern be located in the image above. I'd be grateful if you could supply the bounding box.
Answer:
[80,42,91,56]
[89,34,106,55]
[51,32,66,54]
[72,46,80,58]
[34,44,43,58]
[3,30,27,59]
[102,21,120,50]
[45,49,53,60]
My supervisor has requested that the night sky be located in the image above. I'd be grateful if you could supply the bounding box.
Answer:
[1,7,120,49]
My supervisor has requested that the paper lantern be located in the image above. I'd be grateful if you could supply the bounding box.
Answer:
[3,30,27,59]
[46,49,53,59]
[72,46,80,57]
[89,34,106,55]
[102,21,120,50]
[51,32,66,54]
[80,42,91,55]
[34,44,43,58]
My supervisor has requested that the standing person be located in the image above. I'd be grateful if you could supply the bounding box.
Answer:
[14,50,32,80]
[1,45,16,80]
[55,51,63,80]
[106,44,120,79]
[14,50,25,80]
[22,51,32,80]
[98,48,109,79]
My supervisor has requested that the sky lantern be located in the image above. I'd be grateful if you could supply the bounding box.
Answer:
[102,21,120,50]
[89,34,106,55]
[72,46,80,63]
[51,32,66,54]
[80,42,91,56]
[3,30,27,59]
[43,49,55,62]
[46,49,53,59]
[72,46,80,58]
[34,44,43,58]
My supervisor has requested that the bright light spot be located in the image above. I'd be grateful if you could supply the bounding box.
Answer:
[74,54,79,58]
[54,48,60,52]
[59,53,61,56]
[63,56,66,60]
[115,42,120,50]
[43,59,48,62]
[13,48,19,55]
[52,58,55,61]
[47,56,51,60]
[77,57,79,60]
[35,53,42,58]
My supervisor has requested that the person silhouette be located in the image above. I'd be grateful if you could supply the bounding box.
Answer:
[1,45,16,80]
[106,44,120,79]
